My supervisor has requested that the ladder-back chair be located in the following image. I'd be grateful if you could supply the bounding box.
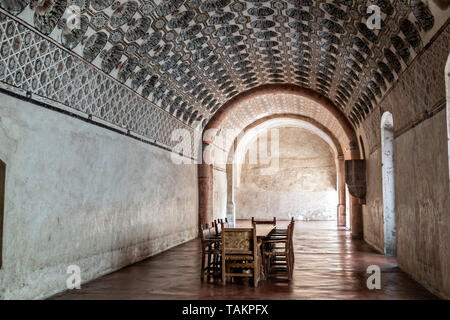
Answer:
[200,224,221,280]
[221,223,261,287]
[262,221,294,280]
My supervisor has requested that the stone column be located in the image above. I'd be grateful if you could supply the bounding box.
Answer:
[344,154,365,239]
[198,163,212,233]
[337,156,346,226]
[350,195,363,239]
[226,163,235,226]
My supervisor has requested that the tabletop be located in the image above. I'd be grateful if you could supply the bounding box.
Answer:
[255,224,275,238]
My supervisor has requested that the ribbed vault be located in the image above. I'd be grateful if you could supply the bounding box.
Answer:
[1,0,448,130]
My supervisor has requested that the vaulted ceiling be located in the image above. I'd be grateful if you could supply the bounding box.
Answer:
[1,0,448,129]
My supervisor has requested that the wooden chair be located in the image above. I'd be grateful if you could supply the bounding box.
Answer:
[221,223,261,287]
[200,224,221,280]
[262,221,294,280]
[271,217,294,236]
[251,217,276,225]
[214,218,230,235]
[215,220,222,236]
[268,218,295,266]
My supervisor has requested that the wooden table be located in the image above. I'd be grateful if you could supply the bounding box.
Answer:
[208,224,274,240]
[255,224,275,238]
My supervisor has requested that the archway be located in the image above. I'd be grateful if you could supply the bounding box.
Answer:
[199,85,363,238]
[226,116,345,226]
[381,111,396,256]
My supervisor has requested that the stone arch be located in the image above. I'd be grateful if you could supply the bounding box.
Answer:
[198,85,363,233]
[224,114,346,226]
[359,135,367,160]
[203,84,358,150]
[381,111,396,256]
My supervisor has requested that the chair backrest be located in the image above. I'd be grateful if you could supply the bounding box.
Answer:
[286,222,295,249]
[221,224,257,255]
[215,220,221,235]
[200,223,212,241]
[251,217,276,225]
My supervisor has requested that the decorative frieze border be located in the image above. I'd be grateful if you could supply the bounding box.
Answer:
[0,10,197,158]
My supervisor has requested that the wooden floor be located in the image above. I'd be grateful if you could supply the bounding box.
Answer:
[52,221,436,300]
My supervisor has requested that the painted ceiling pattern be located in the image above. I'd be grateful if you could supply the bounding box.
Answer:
[0,0,448,131]
[216,93,350,152]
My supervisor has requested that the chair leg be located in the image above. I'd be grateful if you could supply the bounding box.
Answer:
[201,249,205,281]
[262,244,267,277]
[257,260,261,287]
[207,249,212,279]
[266,254,272,278]
[221,258,226,285]
[218,252,222,278]
[253,268,257,287]
[287,253,292,280]
[215,251,221,277]
[211,250,216,276]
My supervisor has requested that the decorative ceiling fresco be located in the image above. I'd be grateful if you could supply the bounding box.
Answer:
[0,0,448,132]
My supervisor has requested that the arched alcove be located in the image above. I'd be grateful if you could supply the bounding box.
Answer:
[227,117,343,224]
[222,114,347,226]
[231,117,341,187]
[237,126,337,221]
[381,111,396,256]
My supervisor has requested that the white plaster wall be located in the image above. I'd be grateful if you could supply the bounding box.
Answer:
[235,189,337,221]
[362,148,384,253]
[0,93,198,299]
[395,110,450,299]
